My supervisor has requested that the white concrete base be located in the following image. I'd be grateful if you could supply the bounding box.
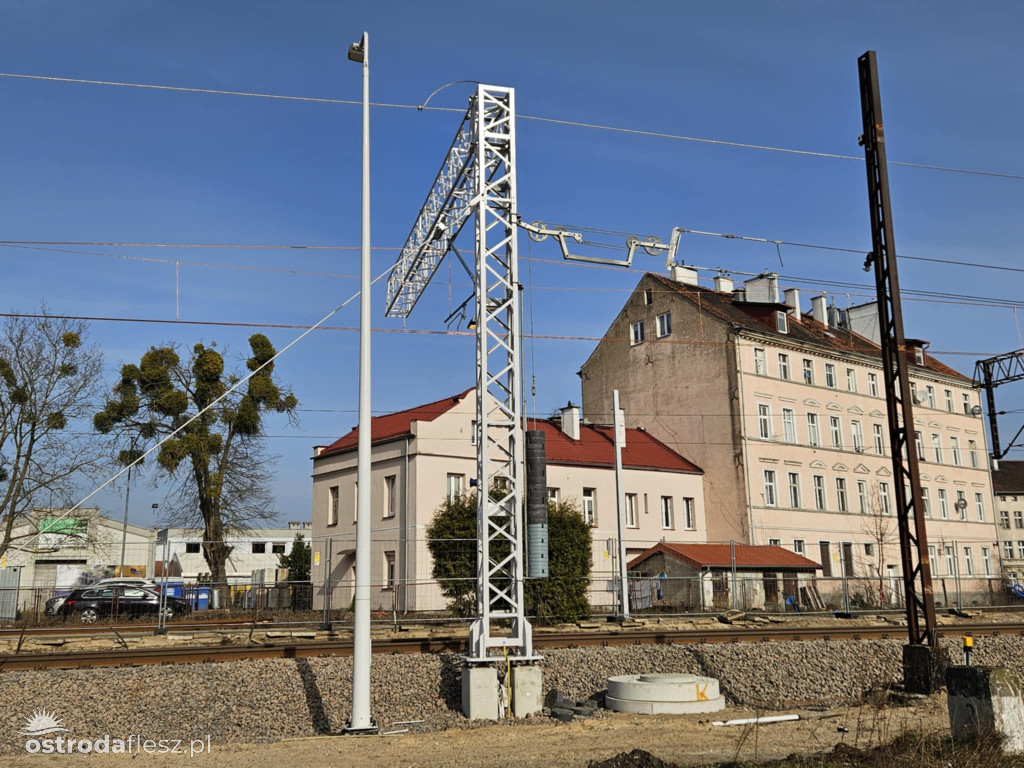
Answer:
[947,666,1024,754]
[511,665,543,718]
[461,665,499,720]
[606,673,726,715]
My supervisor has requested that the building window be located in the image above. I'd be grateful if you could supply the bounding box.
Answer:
[763,470,778,507]
[656,312,672,338]
[547,488,559,503]
[644,288,653,305]
[1015,509,1023,529]
[931,434,943,463]
[782,408,797,444]
[758,404,772,440]
[384,551,396,589]
[583,488,596,526]
[625,493,638,527]
[813,475,826,511]
[776,312,789,334]
[964,547,974,576]
[857,480,869,514]
[983,547,992,576]
[835,478,848,513]
[754,348,766,375]
[928,544,938,574]
[272,543,286,554]
[938,488,949,519]
[778,353,790,380]
[846,368,857,392]
[915,431,925,462]
[963,393,972,414]
[1005,541,1015,560]
[969,440,979,468]
[921,487,931,518]
[945,545,955,576]
[447,473,464,502]
[879,481,891,515]
[793,539,805,555]
[384,475,397,518]
[1001,509,1011,529]
[926,385,936,409]
[768,538,782,547]
[945,390,954,412]
[328,486,339,526]
[807,413,821,447]
[682,498,695,530]
[830,416,842,449]
[630,321,645,345]
[1019,541,1024,560]
[660,496,673,529]
[803,359,814,385]
[851,420,864,453]
[252,542,266,554]
[865,542,875,558]
[950,437,961,467]
[471,419,478,446]
[185,542,201,554]
[868,372,879,397]
[873,424,885,455]
[825,363,836,389]
[971,493,985,523]
[957,490,968,521]
[788,472,801,508]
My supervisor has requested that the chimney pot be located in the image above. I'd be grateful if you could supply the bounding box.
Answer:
[783,287,801,321]
[670,264,699,286]
[713,274,734,294]
[810,295,827,324]
[559,402,581,440]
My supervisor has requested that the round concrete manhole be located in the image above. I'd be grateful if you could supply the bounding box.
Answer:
[606,673,726,714]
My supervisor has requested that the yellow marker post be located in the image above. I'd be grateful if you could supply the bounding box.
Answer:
[963,635,973,666]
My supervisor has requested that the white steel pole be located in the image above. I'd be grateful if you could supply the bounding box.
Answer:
[613,390,630,620]
[348,30,374,733]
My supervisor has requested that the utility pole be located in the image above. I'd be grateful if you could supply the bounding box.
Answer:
[612,390,630,620]
[118,462,132,576]
[346,30,375,734]
[857,50,938,693]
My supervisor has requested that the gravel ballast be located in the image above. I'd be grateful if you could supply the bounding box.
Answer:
[3,635,1024,754]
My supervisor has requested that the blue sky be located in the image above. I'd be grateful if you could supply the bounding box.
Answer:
[2,1,1022,527]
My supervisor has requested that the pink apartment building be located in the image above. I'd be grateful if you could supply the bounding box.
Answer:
[310,389,706,613]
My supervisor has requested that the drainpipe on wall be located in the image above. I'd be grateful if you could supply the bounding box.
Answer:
[402,436,410,614]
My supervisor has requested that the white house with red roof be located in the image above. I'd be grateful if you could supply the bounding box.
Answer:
[309,389,706,614]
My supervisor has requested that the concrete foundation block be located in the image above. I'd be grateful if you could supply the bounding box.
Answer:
[903,643,942,695]
[511,665,543,718]
[947,666,1024,754]
[461,665,499,721]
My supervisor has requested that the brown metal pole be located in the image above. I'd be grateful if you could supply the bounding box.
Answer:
[857,50,937,648]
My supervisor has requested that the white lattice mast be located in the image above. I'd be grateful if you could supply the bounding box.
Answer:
[386,84,532,661]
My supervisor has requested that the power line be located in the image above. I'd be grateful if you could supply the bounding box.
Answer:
[2,71,1022,182]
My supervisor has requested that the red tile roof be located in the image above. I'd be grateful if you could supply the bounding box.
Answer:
[647,273,969,381]
[527,418,701,474]
[628,542,820,571]
[317,388,473,457]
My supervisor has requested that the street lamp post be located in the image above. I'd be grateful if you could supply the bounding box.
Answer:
[346,30,376,734]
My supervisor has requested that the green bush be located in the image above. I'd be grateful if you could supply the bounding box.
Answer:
[425,491,592,623]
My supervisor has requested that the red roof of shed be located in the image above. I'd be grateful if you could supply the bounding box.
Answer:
[628,542,820,571]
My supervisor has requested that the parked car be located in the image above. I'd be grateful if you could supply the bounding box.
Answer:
[45,577,163,617]
[58,586,189,623]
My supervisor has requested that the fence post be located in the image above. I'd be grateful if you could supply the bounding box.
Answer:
[320,537,333,631]
[730,541,738,611]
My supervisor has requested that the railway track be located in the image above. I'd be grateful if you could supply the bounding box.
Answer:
[2,621,1023,672]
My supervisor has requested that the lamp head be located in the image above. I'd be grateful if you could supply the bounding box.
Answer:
[347,40,366,63]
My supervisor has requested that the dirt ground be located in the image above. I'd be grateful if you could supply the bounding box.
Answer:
[5,696,951,767]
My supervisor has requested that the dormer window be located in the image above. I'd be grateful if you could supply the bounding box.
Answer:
[776,311,789,334]
[914,347,924,366]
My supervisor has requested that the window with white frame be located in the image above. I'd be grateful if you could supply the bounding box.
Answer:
[857,480,869,514]
[868,372,879,397]
[944,545,956,576]
[945,389,954,412]
[983,547,992,576]
[950,437,961,466]
[957,490,968,521]
[768,538,782,547]
[471,419,478,445]
[630,320,645,345]
[846,368,857,392]
[851,420,864,452]
[1005,541,1015,560]
[788,472,801,508]
[915,431,925,461]
[964,547,975,576]
[915,347,925,366]
[763,470,778,507]
[656,312,672,338]
[776,312,788,334]
[782,408,797,444]
[921,486,932,517]
[793,539,805,555]
[754,348,766,375]
[807,413,821,447]
[384,475,397,518]
[547,488,559,503]
[865,542,876,558]
[328,486,339,526]
[644,288,653,305]
[446,473,464,502]
[879,481,891,515]
[963,393,972,414]
[778,353,790,380]
[926,385,936,409]
[758,404,772,440]
[932,433,943,463]
[830,416,842,449]
[825,363,836,388]
[1001,509,1011,529]
[928,544,938,574]
[582,488,596,526]
[975,492,986,522]
[813,475,827,511]
[873,424,885,455]
[969,440,979,468]
[384,551,396,589]
[803,359,814,385]
[938,488,949,519]
[682,497,695,530]
[1016,509,1024,529]
[835,477,849,513]
[660,496,673,529]
[625,493,638,527]
[1019,541,1024,559]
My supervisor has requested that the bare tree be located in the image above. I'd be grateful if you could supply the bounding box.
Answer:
[0,313,107,559]
[857,486,899,608]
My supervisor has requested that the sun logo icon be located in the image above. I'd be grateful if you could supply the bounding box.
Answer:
[18,710,69,737]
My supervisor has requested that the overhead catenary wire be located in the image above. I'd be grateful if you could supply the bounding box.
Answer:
[1,71,1022,182]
